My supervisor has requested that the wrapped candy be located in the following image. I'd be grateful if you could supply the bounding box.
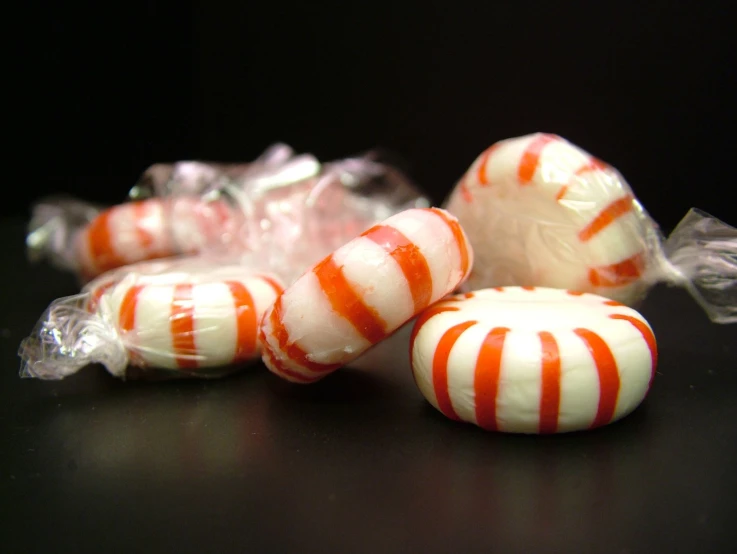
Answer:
[19,257,285,380]
[444,133,737,323]
[410,287,657,434]
[28,146,430,285]
[27,143,318,280]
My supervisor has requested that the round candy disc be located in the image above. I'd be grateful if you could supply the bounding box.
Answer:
[410,286,657,433]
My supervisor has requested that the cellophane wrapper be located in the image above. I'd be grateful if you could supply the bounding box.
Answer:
[444,133,736,323]
[194,152,431,285]
[19,256,286,380]
[26,144,313,281]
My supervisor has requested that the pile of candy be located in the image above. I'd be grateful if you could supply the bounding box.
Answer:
[19,135,737,434]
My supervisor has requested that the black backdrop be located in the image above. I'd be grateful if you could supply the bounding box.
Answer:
[22,1,737,231]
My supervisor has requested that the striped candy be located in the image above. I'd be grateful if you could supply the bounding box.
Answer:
[410,287,657,434]
[445,133,656,306]
[259,207,473,383]
[75,197,238,279]
[85,259,284,372]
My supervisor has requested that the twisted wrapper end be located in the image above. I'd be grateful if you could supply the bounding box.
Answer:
[658,208,737,324]
[19,294,129,380]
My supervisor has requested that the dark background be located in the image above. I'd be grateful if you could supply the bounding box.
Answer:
[19,0,737,231]
[4,3,737,553]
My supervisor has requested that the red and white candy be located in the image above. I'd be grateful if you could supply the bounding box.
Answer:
[445,133,657,306]
[86,258,283,373]
[75,197,238,279]
[259,207,473,383]
[410,287,657,433]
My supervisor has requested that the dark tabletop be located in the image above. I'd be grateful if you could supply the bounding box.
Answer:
[1,216,736,554]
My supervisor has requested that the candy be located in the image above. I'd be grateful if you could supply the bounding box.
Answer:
[28,148,431,287]
[410,287,657,433]
[445,134,737,323]
[19,257,285,380]
[445,133,656,305]
[259,207,473,383]
[26,144,320,281]
[74,196,240,279]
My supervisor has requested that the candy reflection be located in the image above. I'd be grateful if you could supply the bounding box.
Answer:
[46,374,277,480]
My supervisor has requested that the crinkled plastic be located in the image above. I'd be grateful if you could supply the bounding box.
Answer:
[28,145,429,285]
[444,132,737,323]
[26,195,105,273]
[27,144,320,281]
[128,142,297,199]
[208,151,431,285]
[659,208,737,324]
[19,256,285,380]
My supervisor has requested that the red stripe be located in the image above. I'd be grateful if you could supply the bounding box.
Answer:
[119,285,144,333]
[269,295,342,374]
[521,285,535,291]
[171,283,198,369]
[575,158,608,176]
[87,281,114,313]
[588,252,645,287]
[603,299,625,306]
[567,290,585,296]
[433,321,477,420]
[459,175,473,203]
[427,208,471,279]
[258,275,284,297]
[573,328,621,428]
[260,330,315,383]
[87,208,126,273]
[494,287,505,292]
[473,327,510,431]
[609,314,658,389]
[578,195,634,242]
[554,155,606,203]
[538,331,561,434]
[362,224,433,314]
[226,281,257,362]
[119,285,145,366]
[477,144,500,186]
[409,306,460,371]
[518,134,557,184]
[313,255,387,343]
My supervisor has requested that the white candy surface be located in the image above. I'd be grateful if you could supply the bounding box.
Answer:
[75,197,238,279]
[259,207,473,384]
[445,133,659,305]
[410,287,657,434]
[86,258,284,372]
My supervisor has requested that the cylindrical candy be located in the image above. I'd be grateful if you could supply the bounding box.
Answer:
[259,207,473,384]
[19,257,285,380]
[410,287,657,433]
[75,197,239,279]
[87,260,283,371]
[445,133,657,305]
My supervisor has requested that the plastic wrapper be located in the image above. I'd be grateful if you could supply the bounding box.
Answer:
[28,145,429,286]
[18,256,285,380]
[27,144,320,281]
[207,152,431,285]
[444,133,737,324]
[129,142,297,199]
